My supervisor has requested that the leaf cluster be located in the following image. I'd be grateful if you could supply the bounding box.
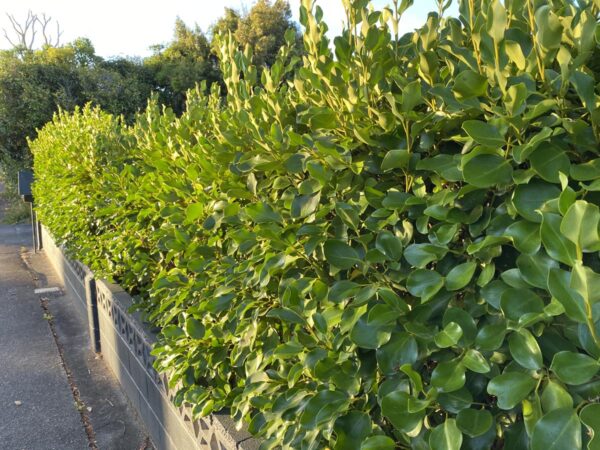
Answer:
[32,0,600,449]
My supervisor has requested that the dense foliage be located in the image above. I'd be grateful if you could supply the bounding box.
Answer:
[212,0,299,67]
[33,0,600,449]
[145,19,221,114]
[1,1,296,177]
[147,0,300,113]
[0,41,153,178]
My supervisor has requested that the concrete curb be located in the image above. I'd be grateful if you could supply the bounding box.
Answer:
[41,226,260,450]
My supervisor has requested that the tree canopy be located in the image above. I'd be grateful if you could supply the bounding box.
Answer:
[0,1,297,178]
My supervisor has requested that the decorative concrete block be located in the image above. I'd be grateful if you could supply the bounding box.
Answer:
[42,227,261,450]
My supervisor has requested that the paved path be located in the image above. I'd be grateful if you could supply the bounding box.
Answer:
[0,181,153,450]
[0,221,90,449]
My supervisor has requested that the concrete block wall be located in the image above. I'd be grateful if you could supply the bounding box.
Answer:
[41,226,100,352]
[41,226,260,450]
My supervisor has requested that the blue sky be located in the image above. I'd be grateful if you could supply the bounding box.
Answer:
[0,1,459,58]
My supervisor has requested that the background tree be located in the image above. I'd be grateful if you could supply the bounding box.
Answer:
[234,0,296,67]
[210,0,299,68]
[0,48,81,173]
[210,7,240,38]
[0,2,299,180]
[145,18,220,114]
[0,36,152,179]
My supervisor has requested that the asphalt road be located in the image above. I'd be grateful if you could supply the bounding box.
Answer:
[0,180,153,449]
[0,219,89,449]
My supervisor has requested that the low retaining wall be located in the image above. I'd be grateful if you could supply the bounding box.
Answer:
[41,226,100,352]
[41,226,259,450]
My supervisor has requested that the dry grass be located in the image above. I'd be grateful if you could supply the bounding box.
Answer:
[0,181,31,224]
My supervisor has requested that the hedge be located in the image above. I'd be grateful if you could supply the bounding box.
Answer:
[32,0,600,449]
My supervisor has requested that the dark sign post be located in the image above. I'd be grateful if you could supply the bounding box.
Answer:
[18,170,41,252]
[18,170,33,202]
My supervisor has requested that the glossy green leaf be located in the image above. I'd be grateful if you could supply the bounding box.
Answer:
[571,159,600,181]
[561,201,600,253]
[505,220,541,255]
[162,325,185,340]
[184,317,205,339]
[407,269,444,302]
[486,0,506,42]
[401,80,422,112]
[505,82,528,116]
[531,409,581,450]
[335,202,360,230]
[376,333,418,375]
[541,213,577,266]
[453,70,488,99]
[508,329,543,370]
[300,390,350,429]
[529,144,570,183]
[417,154,462,181]
[476,323,507,350]
[571,262,600,306]
[445,261,477,291]
[360,435,395,450]
[571,70,596,113]
[328,280,359,303]
[550,351,600,385]
[462,349,491,373]
[381,149,410,171]
[500,288,544,321]
[443,308,477,344]
[266,307,305,325]
[375,230,403,261]
[31,2,600,448]
[429,418,463,450]
[513,127,554,162]
[534,6,563,54]
[487,372,537,409]
[291,193,320,219]
[505,40,527,70]
[516,251,558,289]
[305,108,337,129]
[548,268,587,323]
[334,411,372,450]
[435,322,463,348]
[431,360,466,392]
[404,243,448,268]
[456,409,493,437]
[245,202,282,223]
[462,121,505,148]
[512,181,560,223]
[467,235,510,255]
[540,380,573,412]
[523,395,544,440]
[185,203,204,221]
[463,154,513,188]
[381,391,425,433]
[350,315,392,349]
[480,280,510,309]
[324,240,361,270]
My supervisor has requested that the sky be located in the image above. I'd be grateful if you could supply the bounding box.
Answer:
[0,0,458,59]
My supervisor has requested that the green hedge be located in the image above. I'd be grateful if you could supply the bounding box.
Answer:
[32,0,600,448]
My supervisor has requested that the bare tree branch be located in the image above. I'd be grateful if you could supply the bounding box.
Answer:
[2,10,62,51]
[39,13,61,46]
[55,21,62,46]
[3,28,18,48]
[27,12,37,50]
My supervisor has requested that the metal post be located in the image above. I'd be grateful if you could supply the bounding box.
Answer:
[30,202,37,253]
[37,218,43,250]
